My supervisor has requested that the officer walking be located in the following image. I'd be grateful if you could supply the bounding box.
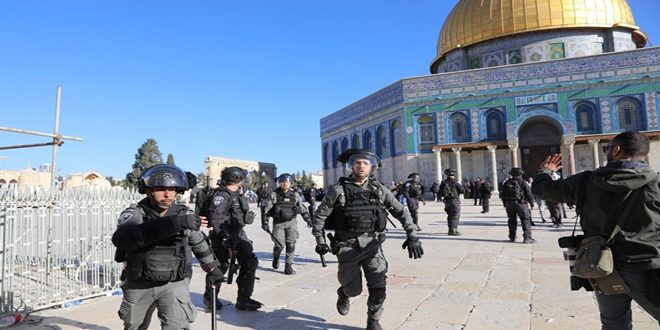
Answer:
[263,173,311,275]
[256,181,272,224]
[305,183,320,219]
[478,178,492,213]
[439,169,465,235]
[204,166,263,311]
[401,173,425,230]
[499,168,536,243]
[112,164,224,329]
[312,148,423,330]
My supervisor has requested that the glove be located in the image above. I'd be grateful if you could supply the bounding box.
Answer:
[304,217,312,228]
[315,244,331,255]
[261,223,269,232]
[206,267,225,287]
[402,237,424,259]
[177,214,201,231]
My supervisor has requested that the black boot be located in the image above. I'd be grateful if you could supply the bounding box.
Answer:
[336,287,350,315]
[366,318,383,330]
[272,247,282,269]
[235,297,263,311]
[284,263,296,275]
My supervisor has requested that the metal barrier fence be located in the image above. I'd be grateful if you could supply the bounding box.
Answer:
[0,185,142,313]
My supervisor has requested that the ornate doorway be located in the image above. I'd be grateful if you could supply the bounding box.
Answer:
[518,118,562,178]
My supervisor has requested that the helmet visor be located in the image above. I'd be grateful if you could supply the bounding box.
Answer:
[344,154,379,175]
[277,176,292,184]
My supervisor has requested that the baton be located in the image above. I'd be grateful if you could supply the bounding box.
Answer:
[211,285,218,330]
[320,254,327,267]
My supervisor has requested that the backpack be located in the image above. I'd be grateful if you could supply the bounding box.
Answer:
[502,179,524,202]
[441,181,456,199]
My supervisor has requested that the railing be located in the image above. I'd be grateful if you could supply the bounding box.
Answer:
[0,185,142,313]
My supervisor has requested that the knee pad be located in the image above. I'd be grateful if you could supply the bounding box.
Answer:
[368,287,386,304]
[285,242,295,253]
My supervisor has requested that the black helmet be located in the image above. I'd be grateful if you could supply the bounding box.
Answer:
[337,148,381,175]
[221,166,248,184]
[444,168,456,176]
[137,164,189,194]
[509,167,524,177]
[408,172,420,182]
[277,173,293,184]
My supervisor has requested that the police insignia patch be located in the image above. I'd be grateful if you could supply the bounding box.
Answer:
[119,212,133,223]
[213,195,224,205]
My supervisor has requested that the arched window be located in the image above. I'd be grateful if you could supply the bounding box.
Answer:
[341,137,349,153]
[617,97,644,130]
[351,134,360,148]
[363,130,372,152]
[375,126,386,157]
[450,112,469,143]
[332,141,339,168]
[485,110,504,139]
[575,102,599,133]
[390,120,403,156]
[322,143,329,169]
[417,115,435,152]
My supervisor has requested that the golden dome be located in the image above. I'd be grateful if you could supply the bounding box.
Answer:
[431,0,646,71]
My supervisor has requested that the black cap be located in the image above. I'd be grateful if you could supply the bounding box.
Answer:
[444,169,456,176]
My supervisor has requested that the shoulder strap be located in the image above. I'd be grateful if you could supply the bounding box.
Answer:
[606,173,658,244]
[571,171,592,237]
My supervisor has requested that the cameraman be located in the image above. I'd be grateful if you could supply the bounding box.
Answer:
[532,131,660,329]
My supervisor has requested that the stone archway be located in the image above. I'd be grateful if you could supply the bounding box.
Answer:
[518,117,563,177]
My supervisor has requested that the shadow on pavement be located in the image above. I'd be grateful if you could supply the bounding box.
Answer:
[219,307,363,330]
[15,315,111,330]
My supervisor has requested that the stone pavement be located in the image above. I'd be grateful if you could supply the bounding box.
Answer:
[13,200,659,329]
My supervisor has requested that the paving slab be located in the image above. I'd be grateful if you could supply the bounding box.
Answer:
[11,200,660,329]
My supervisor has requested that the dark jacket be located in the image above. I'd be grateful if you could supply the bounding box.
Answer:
[532,160,660,270]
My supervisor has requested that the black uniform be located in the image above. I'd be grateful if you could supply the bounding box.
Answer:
[205,186,262,310]
[499,177,536,242]
[479,181,492,213]
[305,187,319,219]
[401,180,424,228]
[256,184,272,223]
[439,178,465,235]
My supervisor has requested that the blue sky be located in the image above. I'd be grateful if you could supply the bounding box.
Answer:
[2,1,659,180]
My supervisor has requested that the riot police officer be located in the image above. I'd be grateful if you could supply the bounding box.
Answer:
[312,148,423,330]
[439,169,465,235]
[499,168,536,243]
[112,164,224,329]
[401,173,425,230]
[256,181,272,223]
[263,173,311,275]
[204,166,263,311]
[305,183,319,219]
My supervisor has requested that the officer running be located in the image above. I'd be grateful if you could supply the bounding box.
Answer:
[204,166,263,311]
[439,169,465,235]
[499,168,536,243]
[312,148,423,330]
[401,173,425,230]
[112,164,224,330]
[263,173,312,275]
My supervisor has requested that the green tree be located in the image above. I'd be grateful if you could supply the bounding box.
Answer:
[196,172,209,188]
[166,153,175,165]
[125,138,163,188]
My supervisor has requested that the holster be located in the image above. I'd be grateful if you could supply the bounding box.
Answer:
[589,270,631,295]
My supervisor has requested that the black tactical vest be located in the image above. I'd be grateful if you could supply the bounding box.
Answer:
[124,202,192,282]
[326,179,387,233]
[408,182,423,198]
[272,189,297,222]
[209,187,254,233]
